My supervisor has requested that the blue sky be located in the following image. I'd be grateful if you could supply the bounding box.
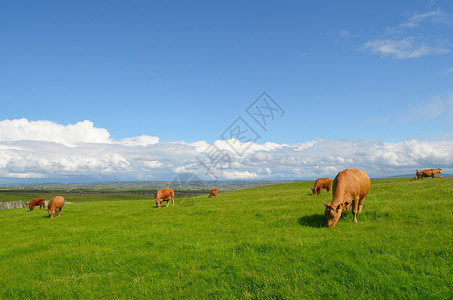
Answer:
[0,1,452,182]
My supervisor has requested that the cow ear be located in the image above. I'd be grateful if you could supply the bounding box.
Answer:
[336,204,343,212]
[323,202,329,207]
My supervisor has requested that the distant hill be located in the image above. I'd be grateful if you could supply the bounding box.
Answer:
[0,180,302,191]
[1,175,450,190]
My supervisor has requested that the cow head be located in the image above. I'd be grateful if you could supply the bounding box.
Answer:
[154,198,162,207]
[47,209,55,218]
[311,188,316,195]
[324,202,343,227]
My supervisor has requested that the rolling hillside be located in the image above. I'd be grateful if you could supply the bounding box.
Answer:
[0,178,452,298]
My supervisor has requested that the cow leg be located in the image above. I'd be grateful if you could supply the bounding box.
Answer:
[352,197,360,222]
[358,197,365,214]
[171,197,174,206]
[166,200,170,207]
[343,203,350,211]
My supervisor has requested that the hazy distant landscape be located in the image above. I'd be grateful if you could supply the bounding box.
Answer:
[0,180,297,192]
[1,173,451,201]
[1,173,450,191]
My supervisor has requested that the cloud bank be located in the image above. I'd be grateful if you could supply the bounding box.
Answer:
[0,119,452,182]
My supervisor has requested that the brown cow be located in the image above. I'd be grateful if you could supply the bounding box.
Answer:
[416,168,442,180]
[208,188,218,198]
[29,198,45,211]
[154,188,175,208]
[311,177,331,195]
[410,177,418,181]
[47,196,64,218]
[323,168,370,227]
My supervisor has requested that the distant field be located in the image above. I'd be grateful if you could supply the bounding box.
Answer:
[0,178,452,299]
[0,189,188,203]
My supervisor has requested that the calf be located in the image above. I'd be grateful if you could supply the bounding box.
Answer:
[154,188,175,208]
[29,198,45,211]
[416,168,442,180]
[311,177,331,195]
[323,168,370,227]
[208,188,218,198]
[47,196,64,218]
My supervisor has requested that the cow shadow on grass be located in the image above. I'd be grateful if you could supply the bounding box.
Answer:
[298,214,326,228]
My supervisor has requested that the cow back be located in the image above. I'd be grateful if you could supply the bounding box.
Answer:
[48,196,65,210]
[29,198,45,209]
[155,188,174,200]
[316,177,331,188]
[209,188,218,197]
[418,168,441,175]
[332,169,370,204]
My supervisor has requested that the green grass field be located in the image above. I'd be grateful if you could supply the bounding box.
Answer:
[1,178,452,299]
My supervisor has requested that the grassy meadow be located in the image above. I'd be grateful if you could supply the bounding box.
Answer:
[0,178,452,299]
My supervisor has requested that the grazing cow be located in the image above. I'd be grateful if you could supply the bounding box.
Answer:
[29,198,45,211]
[154,188,175,208]
[410,177,418,181]
[208,188,219,198]
[47,196,64,218]
[323,168,370,227]
[416,168,442,180]
[311,177,331,195]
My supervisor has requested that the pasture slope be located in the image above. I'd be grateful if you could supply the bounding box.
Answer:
[0,178,452,299]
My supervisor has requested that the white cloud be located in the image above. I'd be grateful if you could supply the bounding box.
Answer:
[117,135,159,147]
[0,119,111,146]
[0,118,160,148]
[0,119,452,181]
[222,170,259,180]
[361,37,449,59]
[361,9,451,59]
[400,10,446,28]
[142,160,163,169]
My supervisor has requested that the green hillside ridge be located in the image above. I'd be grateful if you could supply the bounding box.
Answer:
[1,178,452,298]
